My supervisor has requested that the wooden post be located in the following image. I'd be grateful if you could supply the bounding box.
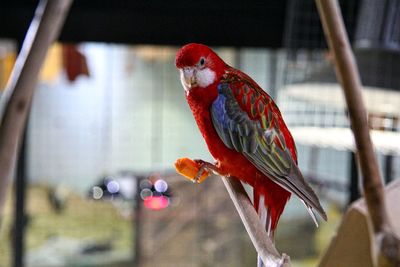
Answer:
[315,0,387,233]
[0,0,73,227]
[315,0,400,265]
[222,176,291,267]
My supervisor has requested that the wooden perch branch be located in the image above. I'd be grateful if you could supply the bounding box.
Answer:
[0,0,73,227]
[315,0,400,265]
[314,0,387,234]
[222,176,291,267]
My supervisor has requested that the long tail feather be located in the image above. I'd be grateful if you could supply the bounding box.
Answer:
[257,255,264,267]
[301,199,319,227]
[256,194,274,267]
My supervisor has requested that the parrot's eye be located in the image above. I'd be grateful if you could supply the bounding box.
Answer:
[199,57,206,67]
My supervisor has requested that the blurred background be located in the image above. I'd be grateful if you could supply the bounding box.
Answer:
[0,0,399,266]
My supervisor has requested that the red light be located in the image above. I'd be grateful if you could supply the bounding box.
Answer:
[144,196,169,210]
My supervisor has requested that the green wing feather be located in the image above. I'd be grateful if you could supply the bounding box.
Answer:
[211,74,327,221]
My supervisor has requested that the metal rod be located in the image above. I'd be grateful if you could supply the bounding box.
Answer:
[348,151,360,205]
[384,155,393,184]
[133,176,143,266]
[13,130,27,267]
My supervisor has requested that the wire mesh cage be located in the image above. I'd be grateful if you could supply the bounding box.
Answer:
[278,0,400,203]
[1,1,400,266]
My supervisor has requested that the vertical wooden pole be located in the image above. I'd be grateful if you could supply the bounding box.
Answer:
[315,0,387,235]
[315,0,400,265]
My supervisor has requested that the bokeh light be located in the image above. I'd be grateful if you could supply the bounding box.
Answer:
[140,188,153,200]
[106,180,120,194]
[92,186,103,199]
[140,179,152,189]
[143,196,169,210]
[154,179,168,193]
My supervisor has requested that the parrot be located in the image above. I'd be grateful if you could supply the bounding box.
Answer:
[175,43,327,265]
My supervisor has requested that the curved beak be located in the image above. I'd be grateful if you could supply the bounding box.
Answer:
[180,67,197,90]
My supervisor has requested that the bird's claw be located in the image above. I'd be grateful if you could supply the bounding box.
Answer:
[193,165,206,183]
[192,159,219,183]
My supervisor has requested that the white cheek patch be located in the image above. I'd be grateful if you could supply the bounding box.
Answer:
[196,68,216,88]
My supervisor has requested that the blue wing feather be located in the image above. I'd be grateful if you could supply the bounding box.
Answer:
[211,84,258,153]
[210,81,327,221]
